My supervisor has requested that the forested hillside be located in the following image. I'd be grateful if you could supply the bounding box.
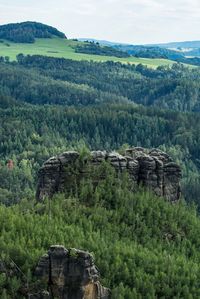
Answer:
[1,172,200,298]
[1,55,200,111]
[0,55,200,209]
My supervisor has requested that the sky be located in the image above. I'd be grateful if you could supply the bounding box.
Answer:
[1,0,200,44]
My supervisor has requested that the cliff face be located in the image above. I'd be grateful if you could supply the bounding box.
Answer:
[36,147,181,202]
[30,245,110,299]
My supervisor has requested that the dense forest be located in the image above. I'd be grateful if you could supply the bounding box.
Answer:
[1,54,200,112]
[0,101,199,206]
[0,55,200,208]
[1,168,200,298]
[1,49,200,298]
[0,22,66,43]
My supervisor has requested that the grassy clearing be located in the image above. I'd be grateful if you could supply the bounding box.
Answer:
[0,37,176,68]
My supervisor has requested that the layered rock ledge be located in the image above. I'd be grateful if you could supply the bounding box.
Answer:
[36,147,181,202]
[30,245,110,299]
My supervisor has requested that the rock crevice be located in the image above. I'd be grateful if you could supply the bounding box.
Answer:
[30,245,110,299]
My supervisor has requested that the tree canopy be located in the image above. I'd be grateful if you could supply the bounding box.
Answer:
[0,22,66,43]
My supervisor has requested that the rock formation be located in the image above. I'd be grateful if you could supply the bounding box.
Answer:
[36,147,181,202]
[29,245,110,299]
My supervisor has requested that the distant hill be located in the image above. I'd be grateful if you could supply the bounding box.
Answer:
[150,40,200,49]
[79,38,184,59]
[78,38,121,46]
[79,38,200,51]
[113,45,184,60]
[0,22,175,66]
[0,22,198,67]
[0,21,66,43]
[148,41,200,58]
[79,38,200,64]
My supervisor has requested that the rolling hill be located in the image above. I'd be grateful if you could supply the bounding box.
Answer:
[0,37,176,68]
[80,38,200,64]
[0,21,177,68]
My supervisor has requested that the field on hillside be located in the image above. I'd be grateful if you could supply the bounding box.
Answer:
[0,37,175,68]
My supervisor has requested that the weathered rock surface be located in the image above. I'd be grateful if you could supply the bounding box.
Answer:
[36,147,181,202]
[29,245,110,299]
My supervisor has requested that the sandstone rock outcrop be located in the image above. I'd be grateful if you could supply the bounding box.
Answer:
[29,245,110,299]
[36,147,181,202]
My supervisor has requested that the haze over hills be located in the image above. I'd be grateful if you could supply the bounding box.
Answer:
[149,40,200,49]
[80,38,200,59]
[148,41,200,58]
[79,38,200,49]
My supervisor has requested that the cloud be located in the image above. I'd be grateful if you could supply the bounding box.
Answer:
[0,0,200,43]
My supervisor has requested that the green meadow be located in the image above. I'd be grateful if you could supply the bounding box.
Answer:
[0,37,175,68]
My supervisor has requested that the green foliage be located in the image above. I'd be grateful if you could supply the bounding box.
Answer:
[0,21,66,43]
[13,55,200,111]
[69,248,79,258]
[1,175,200,298]
[75,41,130,58]
[0,63,104,106]
[0,99,199,206]
[78,143,91,162]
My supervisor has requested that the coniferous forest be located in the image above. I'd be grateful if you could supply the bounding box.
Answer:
[0,55,200,207]
[1,35,200,297]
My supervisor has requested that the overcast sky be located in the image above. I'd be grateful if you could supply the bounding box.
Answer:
[1,0,200,44]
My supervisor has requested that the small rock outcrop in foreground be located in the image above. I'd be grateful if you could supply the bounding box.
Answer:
[36,147,181,202]
[30,245,110,299]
